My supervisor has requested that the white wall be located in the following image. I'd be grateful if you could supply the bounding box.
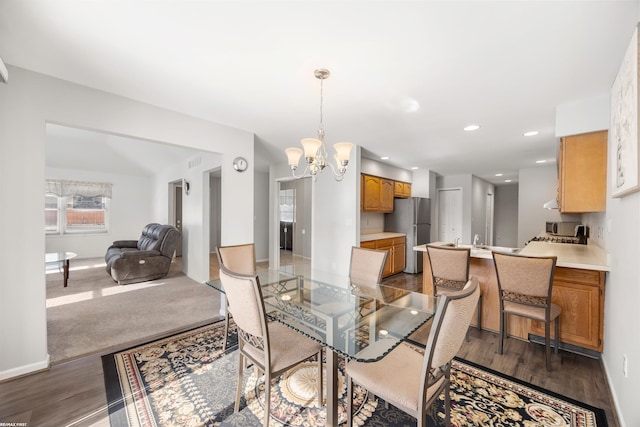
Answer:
[361,157,412,182]
[516,165,581,247]
[471,176,495,245]
[151,151,223,282]
[0,66,254,381]
[555,45,640,424]
[254,170,270,262]
[493,184,519,248]
[45,167,153,258]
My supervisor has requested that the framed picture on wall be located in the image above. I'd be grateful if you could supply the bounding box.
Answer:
[611,24,640,198]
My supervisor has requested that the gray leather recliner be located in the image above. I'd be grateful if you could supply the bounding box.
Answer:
[105,223,180,285]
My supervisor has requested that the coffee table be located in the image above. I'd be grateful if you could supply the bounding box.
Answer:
[45,252,78,287]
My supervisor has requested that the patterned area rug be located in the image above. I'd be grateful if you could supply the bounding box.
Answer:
[102,321,607,426]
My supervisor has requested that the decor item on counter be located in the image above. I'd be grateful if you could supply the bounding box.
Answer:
[611,23,639,198]
[103,320,609,427]
[284,68,353,181]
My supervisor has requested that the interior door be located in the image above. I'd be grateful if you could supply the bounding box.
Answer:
[437,188,463,243]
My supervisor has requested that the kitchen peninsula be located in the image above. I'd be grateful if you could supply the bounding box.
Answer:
[414,241,609,353]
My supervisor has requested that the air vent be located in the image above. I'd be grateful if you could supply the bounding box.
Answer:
[188,157,202,168]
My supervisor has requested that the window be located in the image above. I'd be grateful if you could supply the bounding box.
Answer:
[279,189,296,223]
[45,180,112,235]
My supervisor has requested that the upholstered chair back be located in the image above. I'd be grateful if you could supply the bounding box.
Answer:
[136,223,180,258]
[218,267,265,341]
[424,277,480,371]
[493,252,556,299]
[217,244,256,275]
[426,245,470,291]
[349,246,388,287]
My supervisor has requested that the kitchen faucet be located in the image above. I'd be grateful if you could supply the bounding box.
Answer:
[473,234,480,247]
[454,237,460,247]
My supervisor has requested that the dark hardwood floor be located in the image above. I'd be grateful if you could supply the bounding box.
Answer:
[0,269,618,426]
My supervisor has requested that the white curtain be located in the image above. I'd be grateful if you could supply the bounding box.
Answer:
[45,179,112,198]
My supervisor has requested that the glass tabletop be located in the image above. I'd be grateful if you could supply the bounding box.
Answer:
[45,252,78,263]
[207,269,436,363]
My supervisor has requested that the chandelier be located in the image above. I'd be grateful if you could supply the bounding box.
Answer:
[285,68,353,181]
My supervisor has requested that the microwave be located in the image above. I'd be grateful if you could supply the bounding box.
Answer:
[546,221,582,236]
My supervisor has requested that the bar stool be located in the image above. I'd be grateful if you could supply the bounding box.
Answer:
[426,245,482,339]
[492,251,559,371]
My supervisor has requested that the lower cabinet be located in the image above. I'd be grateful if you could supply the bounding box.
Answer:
[361,237,406,278]
[530,267,605,352]
[425,255,607,353]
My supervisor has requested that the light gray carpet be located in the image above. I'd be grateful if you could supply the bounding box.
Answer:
[46,257,221,363]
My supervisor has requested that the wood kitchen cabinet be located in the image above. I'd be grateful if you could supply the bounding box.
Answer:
[394,181,412,198]
[558,130,607,213]
[362,174,394,212]
[530,267,605,352]
[360,236,406,277]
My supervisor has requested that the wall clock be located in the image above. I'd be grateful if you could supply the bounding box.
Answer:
[233,156,248,172]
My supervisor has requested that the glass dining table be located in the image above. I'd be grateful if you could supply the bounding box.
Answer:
[207,269,436,427]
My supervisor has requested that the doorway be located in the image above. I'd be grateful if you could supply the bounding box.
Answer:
[278,178,312,273]
[437,188,463,243]
[170,180,184,257]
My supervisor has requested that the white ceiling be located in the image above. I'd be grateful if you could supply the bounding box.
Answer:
[2,1,638,184]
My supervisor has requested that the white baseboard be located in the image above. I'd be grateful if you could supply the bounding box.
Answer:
[602,355,626,427]
[0,354,50,382]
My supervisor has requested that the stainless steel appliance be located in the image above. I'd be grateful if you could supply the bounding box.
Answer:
[384,197,431,274]
[546,221,582,236]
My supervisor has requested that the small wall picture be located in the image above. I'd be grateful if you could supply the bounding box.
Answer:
[611,24,640,198]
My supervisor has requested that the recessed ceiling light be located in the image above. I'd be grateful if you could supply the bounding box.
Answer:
[411,166,419,170]
[505,179,512,183]
[380,156,389,160]
[524,130,540,137]
[464,124,481,131]
[536,160,547,164]
[495,173,504,177]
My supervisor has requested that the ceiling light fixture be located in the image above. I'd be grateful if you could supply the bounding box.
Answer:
[411,166,419,170]
[285,68,353,181]
[505,179,512,183]
[524,131,540,137]
[495,173,504,177]
[536,160,547,164]
[380,156,390,160]
[464,124,480,131]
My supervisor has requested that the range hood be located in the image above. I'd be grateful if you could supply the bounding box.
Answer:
[543,198,559,209]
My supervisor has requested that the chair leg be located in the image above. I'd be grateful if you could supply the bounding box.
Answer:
[498,311,505,355]
[443,371,451,427]
[317,350,323,407]
[264,373,271,427]
[346,375,353,427]
[554,317,560,354]
[545,320,552,372]
[477,294,482,331]
[222,308,229,352]
[235,353,244,413]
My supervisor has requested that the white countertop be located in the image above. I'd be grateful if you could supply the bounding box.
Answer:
[360,232,406,242]
[518,241,609,271]
[413,241,610,272]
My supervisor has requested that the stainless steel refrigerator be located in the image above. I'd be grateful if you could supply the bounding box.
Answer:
[384,197,431,274]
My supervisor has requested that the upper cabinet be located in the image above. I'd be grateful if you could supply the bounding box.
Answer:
[362,174,394,212]
[394,181,412,198]
[558,130,607,213]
